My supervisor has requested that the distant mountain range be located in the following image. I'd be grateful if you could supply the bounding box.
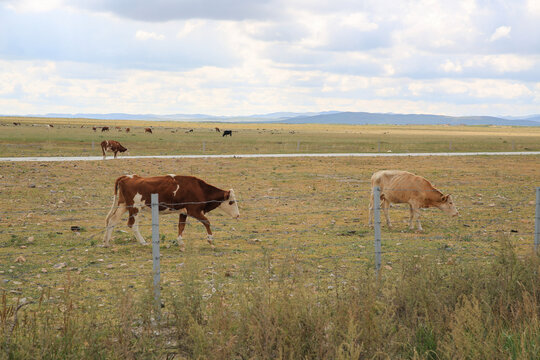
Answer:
[6,111,540,126]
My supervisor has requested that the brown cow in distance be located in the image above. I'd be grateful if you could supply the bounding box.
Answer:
[371,170,458,231]
[125,128,130,133]
[92,126,97,132]
[101,140,128,159]
[102,126,110,132]
[145,128,152,134]
[104,175,240,250]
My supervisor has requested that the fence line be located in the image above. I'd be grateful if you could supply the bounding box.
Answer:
[1,187,538,302]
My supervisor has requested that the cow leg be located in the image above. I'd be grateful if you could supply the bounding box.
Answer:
[190,211,214,248]
[128,209,148,245]
[409,206,423,231]
[104,202,127,247]
[113,151,118,159]
[102,146,106,160]
[177,213,188,251]
[381,199,392,228]
[408,204,414,228]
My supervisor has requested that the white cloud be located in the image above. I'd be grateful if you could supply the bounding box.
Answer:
[463,55,534,73]
[135,30,165,41]
[489,26,511,42]
[177,20,205,39]
[441,60,463,73]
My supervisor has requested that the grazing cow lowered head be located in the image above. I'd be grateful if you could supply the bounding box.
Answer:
[103,175,240,250]
[101,140,128,159]
[145,127,152,134]
[371,170,458,231]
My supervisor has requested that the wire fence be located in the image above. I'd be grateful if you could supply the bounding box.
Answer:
[1,183,538,298]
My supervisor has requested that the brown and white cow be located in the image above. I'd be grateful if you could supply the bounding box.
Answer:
[103,175,240,250]
[101,140,128,159]
[371,170,458,231]
[145,128,152,134]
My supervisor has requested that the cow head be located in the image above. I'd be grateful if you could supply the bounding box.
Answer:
[218,189,240,218]
[119,145,128,153]
[438,194,458,216]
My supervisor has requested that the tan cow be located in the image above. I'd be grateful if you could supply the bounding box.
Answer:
[372,170,458,231]
[103,174,240,250]
[368,170,409,226]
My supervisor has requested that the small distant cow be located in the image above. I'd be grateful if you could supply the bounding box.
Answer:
[115,126,121,130]
[92,126,97,132]
[222,130,232,137]
[370,170,458,231]
[145,128,152,134]
[215,127,221,133]
[185,129,193,133]
[102,127,110,132]
[125,128,130,133]
[47,124,54,128]
[101,140,128,159]
[13,122,21,126]
[104,174,240,250]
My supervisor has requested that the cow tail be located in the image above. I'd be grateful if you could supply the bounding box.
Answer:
[114,176,123,196]
[106,177,123,224]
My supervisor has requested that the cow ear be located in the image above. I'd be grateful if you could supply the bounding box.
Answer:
[441,194,449,202]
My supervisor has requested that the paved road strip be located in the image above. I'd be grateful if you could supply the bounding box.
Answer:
[1,151,540,162]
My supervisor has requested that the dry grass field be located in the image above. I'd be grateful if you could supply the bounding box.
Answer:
[1,118,539,359]
[2,116,540,157]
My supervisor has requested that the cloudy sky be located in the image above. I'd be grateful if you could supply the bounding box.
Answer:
[1,0,539,117]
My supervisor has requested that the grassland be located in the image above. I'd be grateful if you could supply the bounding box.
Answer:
[2,116,540,157]
[0,119,539,358]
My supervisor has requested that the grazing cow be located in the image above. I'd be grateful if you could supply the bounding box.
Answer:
[47,124,54,128]
[215,127,221,133]
[102,126,110,132]
[125,128,130,133]
[145,128,152,134]
[368,170,409,226]
[92,126,97,132]
[373,170,458,231]
[222,130,232,137]
[185,129,193,133]
[115,126,121,130]
[103,175,240,250]
[101,140,128,159]
[13,122,21,126]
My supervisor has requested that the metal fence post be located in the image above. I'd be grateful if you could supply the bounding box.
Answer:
[151,193,161,320]
[535,187,540,253]
[373,186,382,274]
